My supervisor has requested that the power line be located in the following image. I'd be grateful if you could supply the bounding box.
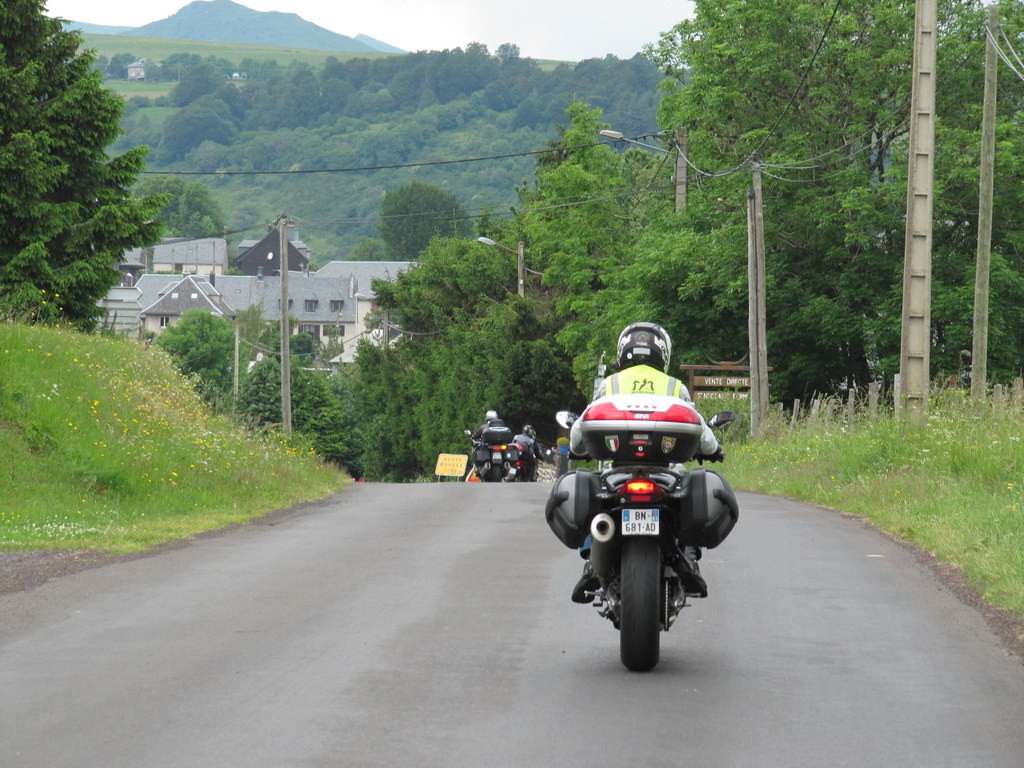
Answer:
[141,140,610,177]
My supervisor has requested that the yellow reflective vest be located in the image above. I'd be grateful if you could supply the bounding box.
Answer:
[597,365,689,399]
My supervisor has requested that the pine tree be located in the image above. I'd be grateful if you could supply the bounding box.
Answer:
[0,0,163,329]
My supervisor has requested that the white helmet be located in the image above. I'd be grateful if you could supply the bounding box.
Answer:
[615,322,672,372]
[485,410,498,421]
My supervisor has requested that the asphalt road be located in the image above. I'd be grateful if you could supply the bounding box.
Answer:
[2,481,1024,767]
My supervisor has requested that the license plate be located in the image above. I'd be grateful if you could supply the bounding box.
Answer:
[622,509,659,535]
[492,451,503,461]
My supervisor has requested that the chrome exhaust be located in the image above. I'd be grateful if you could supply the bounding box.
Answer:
[589,513,615,581]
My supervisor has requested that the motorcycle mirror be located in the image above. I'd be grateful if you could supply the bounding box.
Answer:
[708,411,736,429]
[555,410,578,429]
[463,429,472,436]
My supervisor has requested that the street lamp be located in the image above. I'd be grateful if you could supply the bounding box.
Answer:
[477,237,525,297]
[599,128,687,214]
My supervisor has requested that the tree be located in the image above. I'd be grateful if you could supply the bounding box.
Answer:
[170,60,225,107]
[0,1,163,329]
[134,177,226,238]
[642,0,1024,399]
[496,43,521,62]
[154,310,235,404]
[377,181,472,259]
[158,95,238,163]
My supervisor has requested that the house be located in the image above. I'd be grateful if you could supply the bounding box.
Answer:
[214,261,413,361]
[235,226,310,276]
[127,59,147,80]
[150,238,229,275]
[115,238,228,284]
[97,285,143,335]
[136,274,236,335]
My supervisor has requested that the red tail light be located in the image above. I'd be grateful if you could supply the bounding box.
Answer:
[622,478,660,502]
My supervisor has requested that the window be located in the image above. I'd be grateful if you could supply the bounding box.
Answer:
[330,300,343,312]
[305,299,318,312]
[159,316,171,328]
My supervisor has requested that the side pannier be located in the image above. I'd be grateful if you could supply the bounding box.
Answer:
[544,469,601,549]
[676,467,739,548]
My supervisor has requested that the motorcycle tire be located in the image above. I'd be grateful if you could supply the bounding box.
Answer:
[619,537,661,671]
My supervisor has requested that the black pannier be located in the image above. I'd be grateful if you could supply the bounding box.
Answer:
[544,469,601,549]
[676,468,739,549]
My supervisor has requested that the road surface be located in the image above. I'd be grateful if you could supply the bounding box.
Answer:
[2,482,1024,767]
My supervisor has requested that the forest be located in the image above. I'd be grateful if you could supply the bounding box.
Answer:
[109,43,666,258]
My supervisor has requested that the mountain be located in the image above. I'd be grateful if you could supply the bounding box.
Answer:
[63,0,403,54]
[354,34,405,55]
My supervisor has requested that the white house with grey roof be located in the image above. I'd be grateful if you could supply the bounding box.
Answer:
[136,273,235,334]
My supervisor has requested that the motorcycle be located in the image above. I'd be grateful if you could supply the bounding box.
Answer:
[465,423,515,482]
[504,434,555,482]
[545,402,738,671]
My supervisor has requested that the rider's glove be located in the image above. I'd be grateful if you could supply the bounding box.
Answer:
[700,447,725,463]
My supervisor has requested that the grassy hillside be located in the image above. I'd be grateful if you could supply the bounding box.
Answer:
[82,32,394,73]
[0,323,347,553]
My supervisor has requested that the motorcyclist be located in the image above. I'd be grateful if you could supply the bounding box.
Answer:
[569,322,724,604]
[509,424,544,480]
[472,410,507,441]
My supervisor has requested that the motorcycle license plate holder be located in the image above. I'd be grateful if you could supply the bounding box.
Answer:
[491,451,503,461]
[622,508,659,535]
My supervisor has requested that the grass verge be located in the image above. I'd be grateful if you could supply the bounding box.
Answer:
[723,393,1024,620]
[1,323,347,553]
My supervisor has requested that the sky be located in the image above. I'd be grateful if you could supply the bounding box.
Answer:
[44,0,696,62]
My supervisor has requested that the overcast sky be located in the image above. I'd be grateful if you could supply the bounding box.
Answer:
[45,0,696,62]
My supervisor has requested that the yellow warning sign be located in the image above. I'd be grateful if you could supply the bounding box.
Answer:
[435,453,469,477]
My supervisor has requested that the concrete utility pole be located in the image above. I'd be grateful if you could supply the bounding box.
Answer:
[517,241,526,297]
[233,323,240,405]
[674,128,688,214]
[747,156,769,438]
[899,0,937,424]
[278,214,292,436]
[972,4,999,400]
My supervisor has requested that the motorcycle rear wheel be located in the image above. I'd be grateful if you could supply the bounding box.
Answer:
[619,536,661,671]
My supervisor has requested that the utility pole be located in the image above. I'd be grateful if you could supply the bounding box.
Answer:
[233,323,240,405]
[517,241,525,297]
[277,214,292,436]
[972,4,999,400]
[899,0,937,424]
[674,127,688,214]
[747,156,769,438]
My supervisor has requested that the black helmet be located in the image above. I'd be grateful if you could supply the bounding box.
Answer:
[616,322,672,372]
[524,425,536,439]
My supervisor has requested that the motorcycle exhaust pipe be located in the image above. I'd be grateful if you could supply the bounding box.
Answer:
[589,513,615,581]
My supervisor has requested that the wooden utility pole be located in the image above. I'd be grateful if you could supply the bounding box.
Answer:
[899,0,937,424]
[278,215,292,436]
[674,128,688,214]
[972,4,999,400]
[747,156,769,438]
